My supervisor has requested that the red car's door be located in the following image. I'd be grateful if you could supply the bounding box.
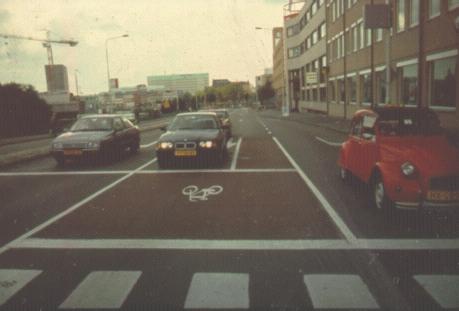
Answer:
[355,115,379,182]
[346,117,363,176]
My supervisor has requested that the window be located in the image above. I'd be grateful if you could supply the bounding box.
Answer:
[449,0,459,9]
[348,76,357,103]
[362,74,372,104]
[359,23,365,49]
[353,26,358,51]
[410,0,419,26]
[429,57,456,108]
[376,29,383,42]
[332,1,336,21]
[400,64,418,106]
[397,0,406,31]
[319,0,324,6]
[429,0,440,17]
[366,29,372,47]
[312,30,318,45]
[311,1,317,15]
[319,23,326,39]
[341,35,345,57]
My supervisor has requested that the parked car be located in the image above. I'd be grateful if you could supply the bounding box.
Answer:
[339,107,459,212]
[202,109,232,140]
[156,112,228,168]
[51,115,140,166]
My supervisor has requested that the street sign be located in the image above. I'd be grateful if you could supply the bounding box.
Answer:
[306,72,318,84]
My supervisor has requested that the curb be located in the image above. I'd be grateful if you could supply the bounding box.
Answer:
[0,122,169,168]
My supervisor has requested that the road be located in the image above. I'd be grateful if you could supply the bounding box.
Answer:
[0,108,458,310]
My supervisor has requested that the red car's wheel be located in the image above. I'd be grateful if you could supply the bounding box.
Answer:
[372,174,394,212]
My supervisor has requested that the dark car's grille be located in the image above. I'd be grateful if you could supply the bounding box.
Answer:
[175,142,196,149]
[63,143,87,149]
[430,175,459,191]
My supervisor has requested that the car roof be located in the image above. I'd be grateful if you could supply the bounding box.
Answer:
[353,106,433,119]
[79,114,120,119]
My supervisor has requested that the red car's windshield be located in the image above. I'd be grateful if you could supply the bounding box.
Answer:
[377,110,443,136]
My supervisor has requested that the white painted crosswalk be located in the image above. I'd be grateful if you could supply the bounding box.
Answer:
[1,268,458,309]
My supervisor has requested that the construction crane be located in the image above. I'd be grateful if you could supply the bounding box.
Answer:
[0,31,78,65]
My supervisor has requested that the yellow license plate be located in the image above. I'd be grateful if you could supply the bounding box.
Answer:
[427,191,459,201]
[64,149,83,156]
[174,150,197,157]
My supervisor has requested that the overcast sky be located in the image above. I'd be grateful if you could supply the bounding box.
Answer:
[0,0,285,95]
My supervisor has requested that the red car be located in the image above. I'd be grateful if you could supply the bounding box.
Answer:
[339,107,459,212]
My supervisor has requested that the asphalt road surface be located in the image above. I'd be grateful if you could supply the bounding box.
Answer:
[0,108,458,310]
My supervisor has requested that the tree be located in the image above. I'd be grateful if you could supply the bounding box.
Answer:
[0,83,51,138]
[257,81,276,105]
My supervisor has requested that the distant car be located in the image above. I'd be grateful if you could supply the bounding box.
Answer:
[203,109,232,140]
[339,107,459,212]
[115,110,137,124]
[156,112,228,168]
[51,115,140,166]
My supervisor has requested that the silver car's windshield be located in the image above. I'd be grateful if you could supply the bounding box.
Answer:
[70,118,113,132]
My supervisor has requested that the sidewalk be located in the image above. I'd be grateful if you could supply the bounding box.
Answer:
[259,109,459,148]
[0,118,171,168]
[259,109,351,134]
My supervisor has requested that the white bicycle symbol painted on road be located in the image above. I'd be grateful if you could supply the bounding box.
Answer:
[182,185,223,202]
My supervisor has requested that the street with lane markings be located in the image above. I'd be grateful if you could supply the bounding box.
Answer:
[0,108,458,310]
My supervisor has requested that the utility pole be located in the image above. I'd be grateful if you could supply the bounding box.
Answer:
[417,0,426,108]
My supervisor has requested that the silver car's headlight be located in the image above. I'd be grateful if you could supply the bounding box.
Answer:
[53,142,63,149]
[158,142,174,149]
[199,141,214,148]
[401,162,416,177]
[87,141,100,149]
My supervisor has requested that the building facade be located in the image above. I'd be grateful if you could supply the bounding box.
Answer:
[44,64,69,93]
[147,73,209,95]
[272,27,285,108]
[212,79,231,88]
[284,0,328,112]
[256,68,273,88]
[326,0,459,129]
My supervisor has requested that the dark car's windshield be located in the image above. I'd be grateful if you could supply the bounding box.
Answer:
[377,110,443,136]
[168,115,218,131]
[70,117,113,132]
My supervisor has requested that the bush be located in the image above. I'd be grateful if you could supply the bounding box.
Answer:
[0,83,51,138]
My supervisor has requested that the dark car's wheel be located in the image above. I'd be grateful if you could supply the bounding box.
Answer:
[130,141,140,155]
[372,174,394,213]
[339,166,350,182]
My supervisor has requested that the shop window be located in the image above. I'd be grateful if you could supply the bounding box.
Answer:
[320,87,326,102]
[429,57,456,109]
[400,64,418,106]
[362,74,372,104]
[429,0,440,18]
[338,79,345,103]
[329,81,336,101]
[348,76,357,103]
[377,70,387,105]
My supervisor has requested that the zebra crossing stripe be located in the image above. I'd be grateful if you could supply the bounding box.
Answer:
[0,269,42,306]
[414,275,459,308]
[303,274,380,309]
[184,273,249,309]
[59,271,141,309]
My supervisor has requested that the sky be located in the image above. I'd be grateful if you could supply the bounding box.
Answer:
[0,0,285,95]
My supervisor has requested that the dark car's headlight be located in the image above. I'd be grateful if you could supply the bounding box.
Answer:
[199,141,215,148]
[52,142,63,150]
[401,162,416,177]
[157,142,174,149]
[87,141,100,149]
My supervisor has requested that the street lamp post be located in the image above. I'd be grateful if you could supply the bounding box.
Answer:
[105,34,129,112]
[454,16,459,119]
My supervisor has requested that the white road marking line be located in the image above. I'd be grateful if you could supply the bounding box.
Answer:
[230,137,242,170]
[272,136,357,243]
[0,269,42,306]
[226,138,238,149]
[0,168,297,177]
[304,274,379,309]
[12,238,459,250]
[0,158,157,256]
[267,131,272,135]
[59,271,141,309]
[140,140,157,148]
[413,275,459,308]
[184,273,249,309]
[315,136,343,147]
